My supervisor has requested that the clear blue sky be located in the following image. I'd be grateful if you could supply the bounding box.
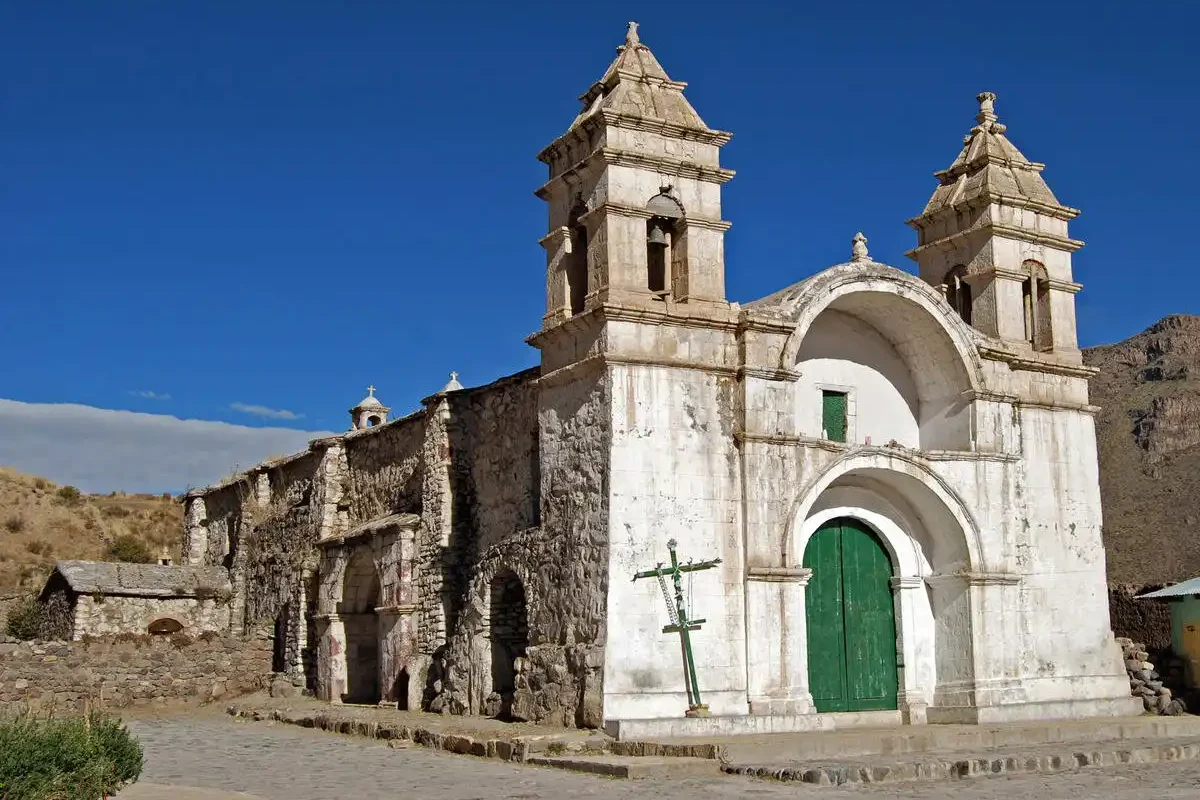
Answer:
[3,0,1196,436]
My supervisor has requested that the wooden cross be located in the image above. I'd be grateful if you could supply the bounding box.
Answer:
[633,538,722,716]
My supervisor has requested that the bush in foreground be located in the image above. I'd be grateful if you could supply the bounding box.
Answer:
[4,598,44,641]
[0,712,143,799]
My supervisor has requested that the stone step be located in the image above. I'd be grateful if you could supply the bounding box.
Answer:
[724,736,1200,786]
[526,754,722,779]
[638,715,1200,761]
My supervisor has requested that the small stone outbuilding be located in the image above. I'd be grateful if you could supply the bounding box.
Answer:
[40,561,233,640]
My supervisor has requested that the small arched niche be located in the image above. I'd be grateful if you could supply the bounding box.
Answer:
[147,617,184,636]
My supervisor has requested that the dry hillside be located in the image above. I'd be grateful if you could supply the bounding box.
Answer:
[0,467,181,603]
[1085,314,1200,586]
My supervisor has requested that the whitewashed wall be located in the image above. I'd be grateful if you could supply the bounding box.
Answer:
[604,362,746,720]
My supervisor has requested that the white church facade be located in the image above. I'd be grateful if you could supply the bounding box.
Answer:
[183,23,1138,734]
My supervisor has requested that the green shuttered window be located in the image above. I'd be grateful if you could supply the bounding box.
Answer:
[822,390,848,443]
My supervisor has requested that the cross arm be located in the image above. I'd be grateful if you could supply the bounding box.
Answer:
[676,558,722,574]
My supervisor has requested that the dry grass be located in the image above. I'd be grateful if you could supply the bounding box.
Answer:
[0,466,182,596]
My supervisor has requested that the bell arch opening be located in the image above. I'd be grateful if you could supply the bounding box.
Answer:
[794,291,974,451]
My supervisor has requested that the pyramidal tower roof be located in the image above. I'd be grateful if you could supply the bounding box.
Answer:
[544,22,729,152]
[911,92,1078,223]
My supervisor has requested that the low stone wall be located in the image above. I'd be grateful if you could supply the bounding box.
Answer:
[0,630,272,715]
[1119,637,1186,715]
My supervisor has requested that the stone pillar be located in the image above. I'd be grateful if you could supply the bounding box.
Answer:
[182,496,208,566]
[891,576,928,725]
[317,613,347,703]
[746,567,815,715]
[314,441,348,541]
[287,567,313,684]
[418,392,453,654]
[540,226,572,326]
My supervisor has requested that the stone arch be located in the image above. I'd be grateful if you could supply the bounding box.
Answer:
[486,568,529,718]
[785,450,982,571]
[788,453,983,713]
[340,549,381,704]
[645,192,685,296]
[778,265,984,451]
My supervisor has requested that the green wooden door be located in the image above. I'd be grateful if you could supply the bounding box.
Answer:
[803,518,898,712]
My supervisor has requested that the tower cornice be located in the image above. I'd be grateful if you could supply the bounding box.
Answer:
[906,190,1080,230]
[537,109,732,165]
[536,147,735,199]
[905,222,1084,261]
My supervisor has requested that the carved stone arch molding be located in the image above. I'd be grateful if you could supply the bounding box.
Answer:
[777,264,986,392]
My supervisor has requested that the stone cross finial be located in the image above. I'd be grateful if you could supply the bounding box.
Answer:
[450,371,458,382]
[626,21,640,46]
[851,232,869,262]
[367,385,376,396]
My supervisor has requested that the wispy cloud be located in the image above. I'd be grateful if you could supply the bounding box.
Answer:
[130,390,172,400]
[230,402,303,421]
[0,399,334,494]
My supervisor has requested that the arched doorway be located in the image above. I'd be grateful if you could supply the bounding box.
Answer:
[803,517,897,712]
[488,570,528,718]
[341,551,381,704]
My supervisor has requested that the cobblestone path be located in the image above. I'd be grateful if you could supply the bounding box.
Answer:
[125,716,1200,800]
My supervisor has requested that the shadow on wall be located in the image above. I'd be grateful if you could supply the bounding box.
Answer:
[488,569,529,719]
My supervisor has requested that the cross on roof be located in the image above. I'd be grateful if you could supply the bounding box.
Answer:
[449,371,458,382]
[367,385,376,396]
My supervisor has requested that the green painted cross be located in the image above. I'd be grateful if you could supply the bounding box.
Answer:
[633,538,722,716]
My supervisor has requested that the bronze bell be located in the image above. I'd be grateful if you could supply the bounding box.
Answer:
[647,220,670,247]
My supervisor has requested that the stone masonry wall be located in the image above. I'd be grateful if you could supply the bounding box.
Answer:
[0,630,272,715]
[242,453,323,686]
[72,595,231,640]
[344,414,426,527]
[432,369,608,728]
[450,369,541,555]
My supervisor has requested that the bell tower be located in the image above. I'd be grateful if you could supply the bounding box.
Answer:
[907,93,1084,359]
[532,22,735,334]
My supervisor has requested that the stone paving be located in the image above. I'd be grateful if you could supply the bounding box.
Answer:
[119,714,1200,799]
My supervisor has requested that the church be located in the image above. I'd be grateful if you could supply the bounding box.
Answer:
[181,22,1138,735]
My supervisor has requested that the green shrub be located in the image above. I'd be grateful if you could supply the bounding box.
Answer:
[5,598,44,641]
[105,535,152,564]
[0,713,143,799]
[55,486,82,505]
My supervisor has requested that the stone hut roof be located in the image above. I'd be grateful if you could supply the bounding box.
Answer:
[42,560,232,600]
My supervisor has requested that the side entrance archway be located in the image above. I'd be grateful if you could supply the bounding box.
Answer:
[804,517,897,712]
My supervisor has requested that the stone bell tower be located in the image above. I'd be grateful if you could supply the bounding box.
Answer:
[906,92,1084,359]
[531,21,735,340]
[349,385,390,430]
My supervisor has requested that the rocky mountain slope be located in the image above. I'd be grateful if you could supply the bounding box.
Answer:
[1085,314,1200,586]
[0,467,181,603]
